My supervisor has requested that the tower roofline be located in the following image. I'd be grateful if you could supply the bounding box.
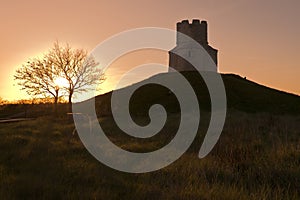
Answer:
[177,19,207,25]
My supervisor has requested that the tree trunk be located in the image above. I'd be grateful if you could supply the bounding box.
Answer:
[68,89,73,104]
[54,89,59,104]
[54,96,58,104]
[53,89,59,117]
[67,90,73,115]
[68,93,72,104]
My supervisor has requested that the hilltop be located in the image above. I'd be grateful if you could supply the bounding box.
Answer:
[94,72,300,117]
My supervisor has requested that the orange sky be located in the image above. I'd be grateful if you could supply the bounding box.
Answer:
[1,0,300,101]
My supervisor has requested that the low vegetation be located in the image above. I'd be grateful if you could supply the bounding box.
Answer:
[0,111,299,199]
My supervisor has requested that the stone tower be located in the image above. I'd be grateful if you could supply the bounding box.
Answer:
[169,19,218,72]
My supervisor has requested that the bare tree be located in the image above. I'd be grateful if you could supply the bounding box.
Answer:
[46,42,105,104]
[14,42,105,104]
[14,58,61,104]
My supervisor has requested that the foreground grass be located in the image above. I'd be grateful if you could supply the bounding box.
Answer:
[0,111,299,199]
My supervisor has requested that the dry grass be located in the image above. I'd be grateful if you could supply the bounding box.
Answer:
[0,110,299,199]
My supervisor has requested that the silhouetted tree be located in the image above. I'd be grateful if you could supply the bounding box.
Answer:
[14,58,61,104]
[14,42,105,104]
[46,42,105,103]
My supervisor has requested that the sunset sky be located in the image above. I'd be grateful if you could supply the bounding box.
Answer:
[1,0,299,101]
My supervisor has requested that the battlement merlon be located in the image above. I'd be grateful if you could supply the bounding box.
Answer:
[176,19,208,46]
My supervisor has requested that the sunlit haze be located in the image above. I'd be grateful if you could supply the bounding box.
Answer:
[54,77,69,89]
[1,0,299,101]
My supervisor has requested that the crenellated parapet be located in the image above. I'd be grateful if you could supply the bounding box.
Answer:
[176,19,208,46]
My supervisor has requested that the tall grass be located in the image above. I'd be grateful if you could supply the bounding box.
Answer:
[0,110,299,199]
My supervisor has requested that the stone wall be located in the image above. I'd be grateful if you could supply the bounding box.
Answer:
[169,19,218,72]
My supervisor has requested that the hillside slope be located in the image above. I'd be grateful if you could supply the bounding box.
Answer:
[1,72,299,119]
[94,72,300,116]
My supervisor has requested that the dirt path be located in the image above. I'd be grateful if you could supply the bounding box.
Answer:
[0,118,35,123]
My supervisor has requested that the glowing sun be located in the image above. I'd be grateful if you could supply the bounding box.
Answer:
[54,77,69,88]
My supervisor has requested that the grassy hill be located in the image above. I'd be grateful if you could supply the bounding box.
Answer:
[0,72,299,199]
[94,72,300,117]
